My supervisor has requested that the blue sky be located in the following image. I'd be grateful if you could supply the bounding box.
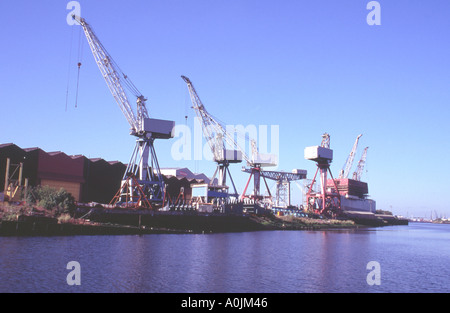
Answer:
[1,1,449,217]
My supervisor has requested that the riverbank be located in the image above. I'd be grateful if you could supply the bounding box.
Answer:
[342,210,409,226]
[0,202,406,236]
[80,208,364,233]
[0,219,191,236]
[250,214,358,230]
[0,212,360,236]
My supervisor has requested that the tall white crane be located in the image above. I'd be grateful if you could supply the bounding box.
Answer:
[352,147,368,181]
[181,75,277,201]
[181,75,242,196]
[73,15,174,208]
[338,134,362,179]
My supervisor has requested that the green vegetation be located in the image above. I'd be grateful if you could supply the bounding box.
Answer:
[0,202,30,221]
[251,214,357,230]
[1,186,76,221]
[26,186,76,216]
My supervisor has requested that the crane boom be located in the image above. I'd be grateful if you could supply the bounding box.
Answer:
[339,134,362,179]
[72,15,148,134]
[182,75,278,202]
[181,75,221,162]
[181,75,249,164]
[352,147,368,181]
[182,75,246,197]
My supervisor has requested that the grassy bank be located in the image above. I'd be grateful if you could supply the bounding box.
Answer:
[250,214,357,230]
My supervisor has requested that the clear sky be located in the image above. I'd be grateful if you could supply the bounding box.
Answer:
[1,1,449,218]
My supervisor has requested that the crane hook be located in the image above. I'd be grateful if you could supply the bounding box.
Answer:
[75,62,82,108]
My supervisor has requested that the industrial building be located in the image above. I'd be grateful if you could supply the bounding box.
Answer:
[160,168,213,204]
[1,143,208,205]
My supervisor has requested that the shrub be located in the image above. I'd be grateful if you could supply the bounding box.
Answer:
[26,186,76,216]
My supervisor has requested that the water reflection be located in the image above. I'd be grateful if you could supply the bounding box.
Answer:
[0,224,449,293]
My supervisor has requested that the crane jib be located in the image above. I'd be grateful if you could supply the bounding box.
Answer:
[73,14,142,131]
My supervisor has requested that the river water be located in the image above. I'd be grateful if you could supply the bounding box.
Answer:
[0,222,448,293]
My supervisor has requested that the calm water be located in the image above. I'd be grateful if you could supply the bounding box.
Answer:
[0,222,449,293]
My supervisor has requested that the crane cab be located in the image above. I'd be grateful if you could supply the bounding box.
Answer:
[143,118,175,139]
